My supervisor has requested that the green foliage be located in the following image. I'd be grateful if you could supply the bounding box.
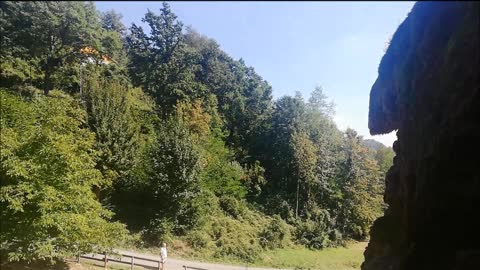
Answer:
[243,161,267,199]
[113,116,202,240]
[1,1,387,264]
[1,2,99,92]
[0,90,127,262]
[200,137,247,199]
[146,118,202,233]
[263,94,306,205]
[219,196,247,218]
[185,230,212,249]
[101,10,126,35]
[375,146,395,175]
[292,131,318,218]
[126,2,206,114]
[259,215,292,249]
[294,208,340,249]
[0,1,128,93]
[262,90,344,223]
[82,69,152,185]
[141,218,175,246]
[337,129,385,240]
[195,204,270,263]
[181,193,279,262]
[183,28,274,165]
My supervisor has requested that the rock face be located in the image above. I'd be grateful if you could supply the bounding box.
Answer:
[363,2,480,270]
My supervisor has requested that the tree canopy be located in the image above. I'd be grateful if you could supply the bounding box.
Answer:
[0,1,393,264]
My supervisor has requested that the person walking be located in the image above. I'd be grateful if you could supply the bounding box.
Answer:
[160,242,168,270]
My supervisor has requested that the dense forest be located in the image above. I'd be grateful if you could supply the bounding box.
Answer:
[0,2,394,264]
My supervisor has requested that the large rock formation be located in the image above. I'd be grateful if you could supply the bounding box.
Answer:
[363,2,480,270]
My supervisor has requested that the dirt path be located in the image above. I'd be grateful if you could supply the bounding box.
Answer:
[82,249,289,270]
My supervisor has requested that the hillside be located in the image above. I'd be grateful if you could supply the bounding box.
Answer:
[362,139,387,151]
[0,1,393,267]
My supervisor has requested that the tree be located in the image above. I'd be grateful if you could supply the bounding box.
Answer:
[0,2,104,93]
[149,118,203,233]
[292,131,317,219]
[1,1,392,255]
[264,95,306,204]
[0,90,127,262]
[308,86,335,118]
[82,69,153,199]
[183,28,274,165]
[304,86,343,214]
[337,128,385,240]
[199,136,247,199]
[126,2,206,115]
[375,146,395,175]
[101,10,126,35]
[262,90,341,219]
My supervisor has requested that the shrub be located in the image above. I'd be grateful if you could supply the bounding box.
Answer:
[294,208,341,249]
[329,229,345,247]
[259,215,292,249]
[219,195,246,218]
[185,230,212,249]
[264,195,295,222]
[140,218,174,246]
[295,219,331,249]
[210,215,262,262]
[186,197,270,262]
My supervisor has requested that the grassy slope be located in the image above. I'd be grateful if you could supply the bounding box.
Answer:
[253,241,367,270]
[188,242,366,270]
[125,241,367,270]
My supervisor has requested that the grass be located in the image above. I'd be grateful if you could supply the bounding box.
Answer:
[116,240,367,270]
[131,240,367,270]
[251,241,367,270]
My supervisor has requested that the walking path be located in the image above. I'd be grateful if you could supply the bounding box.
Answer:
[81,248,289,270]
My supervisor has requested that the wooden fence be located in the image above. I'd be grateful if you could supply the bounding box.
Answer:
[182,266,208,270]
[79,251,208,270]
[80,252,159,269]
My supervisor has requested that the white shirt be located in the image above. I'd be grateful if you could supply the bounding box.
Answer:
[160,247,168,260]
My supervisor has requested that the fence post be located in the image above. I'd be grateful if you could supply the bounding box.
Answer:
[131,256,134,270]
[158,259,161,270]
[104,251,107,269]
[76,253,80,263]
[183,266,187,270]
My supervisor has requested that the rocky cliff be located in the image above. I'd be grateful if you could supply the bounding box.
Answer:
[363,2,480,270]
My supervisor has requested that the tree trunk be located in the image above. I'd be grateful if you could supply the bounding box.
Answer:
[93,185,101,201]
[44,66,52,95]
[295,177,299,219]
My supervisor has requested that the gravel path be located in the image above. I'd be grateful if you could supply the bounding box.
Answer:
[81,249,289,270]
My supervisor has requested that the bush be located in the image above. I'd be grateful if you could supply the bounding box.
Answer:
[295,219,331,249]
[219,196,246,218]
[214,237,262,263]
[264,195,295,222]
[123,232,145,249]
[140,218,174,246]
[259,215,292,249]
[294,208,341,249]
[185,230,212,249]
[181,196,272,262]
[329,229,345,247]
[210,215,263,262]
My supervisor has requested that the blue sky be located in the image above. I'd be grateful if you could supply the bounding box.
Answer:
[95,1,415,146]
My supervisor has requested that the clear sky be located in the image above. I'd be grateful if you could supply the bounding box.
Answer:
[94,1,416,147]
